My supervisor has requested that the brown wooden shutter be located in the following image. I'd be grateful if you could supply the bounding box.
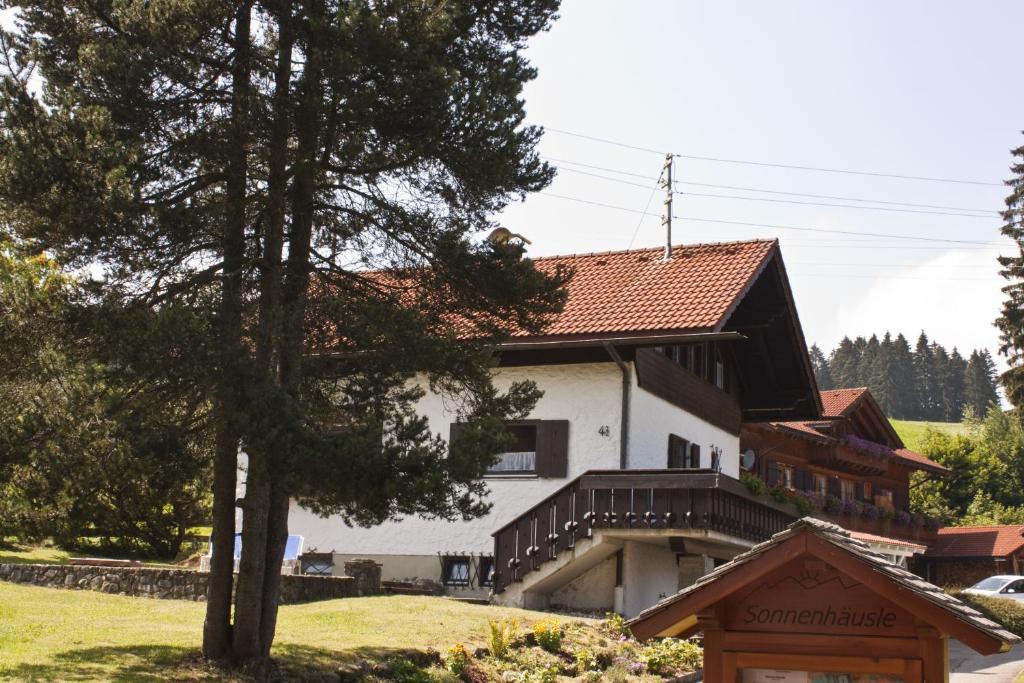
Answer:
[854,482,865,501]
[766,461,779,486]
[827,476,842,499]
[535,420,569,478]
[796,468,810,492]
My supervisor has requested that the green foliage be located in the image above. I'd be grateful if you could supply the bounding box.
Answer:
[444,643,470,676]
[487,618,519,661]
[602,612,633,640]
[639,638,703,676]
[997,136,1024,409]
[816,331,997,421]
[910,406,1024,524]
[740,472,769,496]
[531,618,563,653]
[953,592,1024,638]
[523,666,559,683]
[574,647,599,673]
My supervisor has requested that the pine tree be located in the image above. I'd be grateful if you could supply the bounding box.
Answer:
[965,350,1000,416]
[809,343,833,390]
[0,0,566,663]
[889,333,918,419]
[867,332,896,414]
[913,332,935,420]
[998,135,1024,410]
[946,348,968,421]
[829,336,860,390]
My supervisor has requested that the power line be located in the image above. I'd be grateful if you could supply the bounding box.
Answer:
[543,127,1003,187]
[627,168,663,250]
[552,164,997,218]
[549,157,999,213]
[537,191,1007,246]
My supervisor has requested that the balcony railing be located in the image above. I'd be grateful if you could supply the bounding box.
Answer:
[491,469,797,594]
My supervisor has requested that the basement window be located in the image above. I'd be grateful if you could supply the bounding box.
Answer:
[487,425,537,473]
[442,557,471,587]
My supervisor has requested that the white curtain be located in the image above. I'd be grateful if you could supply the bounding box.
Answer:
[488,451,536,472]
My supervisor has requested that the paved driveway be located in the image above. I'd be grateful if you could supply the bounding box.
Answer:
[951,640,1024,682]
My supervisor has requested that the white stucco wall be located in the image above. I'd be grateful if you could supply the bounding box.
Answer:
[628,370,741,478]
[289,363,624,557]
[620,540,681,618]
[549,555,617,612]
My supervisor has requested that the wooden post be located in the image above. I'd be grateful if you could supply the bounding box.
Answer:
[917,624,949,683]
[697,607,725,682]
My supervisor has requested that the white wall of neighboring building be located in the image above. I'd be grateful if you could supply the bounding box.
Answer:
[290,362,624,557]
[628,370,741,478]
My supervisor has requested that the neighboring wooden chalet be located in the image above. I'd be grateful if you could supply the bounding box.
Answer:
[286,238,946,617]
[741,387,948,565]
[917,525,1024,587]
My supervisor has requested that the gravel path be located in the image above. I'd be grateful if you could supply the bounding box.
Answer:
[951,640,1024,682]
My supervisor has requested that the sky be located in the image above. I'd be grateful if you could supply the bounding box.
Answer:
[498,0,1024,366]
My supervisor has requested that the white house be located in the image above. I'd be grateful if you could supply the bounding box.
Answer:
[288,239,825,616]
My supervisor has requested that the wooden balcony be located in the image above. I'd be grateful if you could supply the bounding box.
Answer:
[491,469,797,594]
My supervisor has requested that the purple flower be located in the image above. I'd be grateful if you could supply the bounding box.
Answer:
[861,504,879,521]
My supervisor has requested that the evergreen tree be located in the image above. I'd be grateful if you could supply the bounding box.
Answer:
[809,343,832,390]
[853,335,871,387]
[889,333,917,419]
[867,333,896,414]
[829,336,861,391]
[0,0,566,664]
[965,349,1000,416]
[913,332,935,420]
[998,135,1024,409]
[945,348,968,421]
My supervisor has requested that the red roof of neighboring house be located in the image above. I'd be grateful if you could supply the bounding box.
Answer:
[820,387,869,417]
[849,531,927,554]
[892,448,949,475]
[926,526,1024,558]
[518,239,777,338]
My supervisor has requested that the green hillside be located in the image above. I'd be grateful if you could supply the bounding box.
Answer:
[891,419,968,451]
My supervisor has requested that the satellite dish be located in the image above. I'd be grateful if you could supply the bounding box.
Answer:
[741,449,756,470]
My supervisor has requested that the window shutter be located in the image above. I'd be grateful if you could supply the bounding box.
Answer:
[766,461,779,486]
[854,482,865,501]
[689,444,701,469]
[828,476,841,499]
[535,420,569,478]
[796,469,810,492]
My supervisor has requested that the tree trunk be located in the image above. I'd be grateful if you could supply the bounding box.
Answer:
[232,452,271,659]
[247,0,325,656]
[202,0,252,661]
[202,426,239,659]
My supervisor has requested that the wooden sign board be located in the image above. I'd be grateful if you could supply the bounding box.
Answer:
[723,559,917,638]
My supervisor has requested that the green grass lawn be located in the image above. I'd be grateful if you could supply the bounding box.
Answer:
[0,542,71,566]
[0,581,579,681]
[890,419,968,451]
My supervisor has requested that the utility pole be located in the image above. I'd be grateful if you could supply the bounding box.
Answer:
[662,153,674,260]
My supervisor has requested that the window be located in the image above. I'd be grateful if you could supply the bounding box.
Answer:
[667,435,700,468]
[487,424,537,473]
[875,488,894,509]
[863,481,873,501]
[477,557,495,587]
[778,464,795,490]
[841,479,855,502]
[1002,579,1024,595]
[813,473,827,496]
[714,350,726,390]
[442,556,471,586]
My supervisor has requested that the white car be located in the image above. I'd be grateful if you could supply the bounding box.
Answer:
[962,575,1024,601]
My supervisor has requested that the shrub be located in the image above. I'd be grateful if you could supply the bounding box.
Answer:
[879,506,895,522]
[574,648,598,674]
[770,485,793,505]
[602,612,632,639]
[640,637,703,676]
[523,666,559,683]
[952,592,1024,638]
[487,618,519,661]
[839,499,862,517]
[531,618,563,653]
[793,492,814,516]
[825,494,841,514]
[740,473,768,496]
[445,643,471,675]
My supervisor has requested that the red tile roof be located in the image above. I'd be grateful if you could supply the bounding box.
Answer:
[849,531,927,554]
[927,526,1024,558]
[820,387,869,417]
[892,448,950,475]
[518,239,777,338]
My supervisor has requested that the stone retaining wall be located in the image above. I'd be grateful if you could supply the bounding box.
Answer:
[0,562,379,603]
